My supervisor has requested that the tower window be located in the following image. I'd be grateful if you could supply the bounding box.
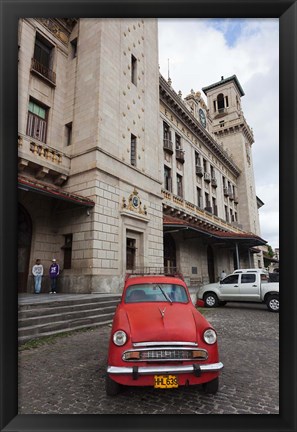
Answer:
[131,54,137,85]
[217,93,225,112]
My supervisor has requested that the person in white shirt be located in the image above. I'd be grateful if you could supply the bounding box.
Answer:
[32,259,44,294]
[220,270,227,281]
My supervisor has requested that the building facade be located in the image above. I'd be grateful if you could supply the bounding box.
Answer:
[18,18,265,294]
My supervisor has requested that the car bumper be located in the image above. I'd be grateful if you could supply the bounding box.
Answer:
[107,362,223,375]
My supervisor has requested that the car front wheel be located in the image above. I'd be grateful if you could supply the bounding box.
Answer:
[105,374,121,396]
[204,292,219,308]
[202,377,219,394]
[266,295,279,312]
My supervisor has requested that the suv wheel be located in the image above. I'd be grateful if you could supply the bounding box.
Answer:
[266,295,279,312]
[204,292,219,308]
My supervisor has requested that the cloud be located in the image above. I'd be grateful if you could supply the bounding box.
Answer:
[158,18,279,248]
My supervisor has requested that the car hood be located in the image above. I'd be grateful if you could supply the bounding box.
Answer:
[124,303,198,343]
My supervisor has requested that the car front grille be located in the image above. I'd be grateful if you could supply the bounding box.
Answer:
[122,347,208,362]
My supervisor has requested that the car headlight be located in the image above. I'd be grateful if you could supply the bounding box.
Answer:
[203,329,217,345]
[113,330,127,346]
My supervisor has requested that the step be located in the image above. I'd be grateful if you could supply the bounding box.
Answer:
[18,299,119,319]
[18,294,120,344]
[18,312,114,339]
[18,304,117,328]
[18,320,113,345]
[18,295,121,311]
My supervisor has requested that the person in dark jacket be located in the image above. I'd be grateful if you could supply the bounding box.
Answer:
[49,258,60,294]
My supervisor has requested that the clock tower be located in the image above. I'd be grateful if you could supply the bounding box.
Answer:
[202,75,261,237]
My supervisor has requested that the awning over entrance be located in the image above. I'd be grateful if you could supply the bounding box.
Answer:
[18,175,95,208]
[163,214,267,248]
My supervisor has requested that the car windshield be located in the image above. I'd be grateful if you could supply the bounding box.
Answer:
[125,283,189,304]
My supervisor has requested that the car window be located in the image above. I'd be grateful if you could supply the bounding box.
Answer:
[221,275,239,284]
[241,274,256,283]
[125,284,189,303]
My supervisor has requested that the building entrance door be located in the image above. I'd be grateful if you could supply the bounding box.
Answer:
[164,234,176,272]
[18,205,32,293]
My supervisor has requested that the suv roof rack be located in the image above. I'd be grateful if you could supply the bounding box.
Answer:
[125,267,184,281]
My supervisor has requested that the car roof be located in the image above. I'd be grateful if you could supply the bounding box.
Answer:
[233,268,268,274]
[125,275,186,288]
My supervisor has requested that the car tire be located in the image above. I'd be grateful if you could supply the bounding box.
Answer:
[266,294,279,312]
[105,374,121,396]
[204,292,219,308]
[203,377,219,394]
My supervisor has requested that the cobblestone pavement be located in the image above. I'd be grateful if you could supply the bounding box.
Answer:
[18,302,279,414]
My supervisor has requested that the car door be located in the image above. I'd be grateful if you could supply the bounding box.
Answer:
[219,274,240,300]
[239,273,260,300]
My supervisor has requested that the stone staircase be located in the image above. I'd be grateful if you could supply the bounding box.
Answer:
[18,294,120,345]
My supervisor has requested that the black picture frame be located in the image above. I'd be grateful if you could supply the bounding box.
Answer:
[1,1,296,431]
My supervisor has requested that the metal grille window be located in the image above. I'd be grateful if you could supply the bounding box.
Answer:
[130,134,137,166]
[26,100,48,143]
[34,37,51,69]
[32,33,56,83]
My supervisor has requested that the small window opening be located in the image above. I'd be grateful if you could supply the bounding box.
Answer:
[131,134,137,166]
[131,54,137,85]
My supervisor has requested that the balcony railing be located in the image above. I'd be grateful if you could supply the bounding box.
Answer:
[223,187,229,196]
[175,148,185,163]
[163,139,173,154]
[31,58,56,85]
[211,177,217,188]
[196,165,203,177]
[204,172,211,182]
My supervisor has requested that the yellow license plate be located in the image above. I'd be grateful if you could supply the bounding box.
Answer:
[154,375,178,389]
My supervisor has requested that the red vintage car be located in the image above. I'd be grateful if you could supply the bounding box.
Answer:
[106,273,223,396]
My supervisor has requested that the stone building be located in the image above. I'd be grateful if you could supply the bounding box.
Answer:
[18,18,266,294]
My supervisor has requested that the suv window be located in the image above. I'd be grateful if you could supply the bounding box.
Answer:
[241,274,256,283]
[221,275,239,284]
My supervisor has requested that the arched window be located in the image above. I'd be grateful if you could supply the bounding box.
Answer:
[217,93,225,112]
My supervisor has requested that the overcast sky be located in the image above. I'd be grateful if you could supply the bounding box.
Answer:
[158,18,279,250]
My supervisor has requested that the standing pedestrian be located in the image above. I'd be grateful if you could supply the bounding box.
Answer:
[32,259,44,294]
[220,270,227,281]
[49,258,60,294]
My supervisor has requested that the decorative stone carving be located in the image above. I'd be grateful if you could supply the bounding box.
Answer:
[122,188,147,215]
[40,19,69,45]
